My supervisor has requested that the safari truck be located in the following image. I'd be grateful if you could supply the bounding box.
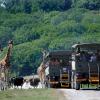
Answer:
[45,50,72,88]
[71,43,100,90]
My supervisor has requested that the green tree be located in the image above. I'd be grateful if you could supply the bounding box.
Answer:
[23,0,32,14]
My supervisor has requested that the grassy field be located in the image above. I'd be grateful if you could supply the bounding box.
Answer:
[0,89,65,100]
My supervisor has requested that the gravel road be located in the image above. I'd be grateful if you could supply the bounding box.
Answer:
[58,89,100,100]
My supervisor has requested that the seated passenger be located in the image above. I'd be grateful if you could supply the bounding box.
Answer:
[90,53,97,62]
[96,50,100,61]
[80,51,87,61]
[85,52,91,62]
[55,59,60,65]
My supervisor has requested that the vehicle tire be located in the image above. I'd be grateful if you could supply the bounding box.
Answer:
[57,83,61,88]
[69,83,71,88]
[75,82,80,90]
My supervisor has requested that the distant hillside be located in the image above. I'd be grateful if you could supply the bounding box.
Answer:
[0,0,100,76]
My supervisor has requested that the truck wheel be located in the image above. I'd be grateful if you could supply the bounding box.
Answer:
[75,82,80,90]
[56,83,60,88]
[69,83,71,88]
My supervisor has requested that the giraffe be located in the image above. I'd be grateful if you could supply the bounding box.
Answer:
[0,40,13,90]
[37,62,46,88]
[37,50,47,88]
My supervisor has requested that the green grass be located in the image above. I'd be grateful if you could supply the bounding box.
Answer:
[0,89,64,100]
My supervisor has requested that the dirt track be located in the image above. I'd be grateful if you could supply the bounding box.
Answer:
[58,89,100,100]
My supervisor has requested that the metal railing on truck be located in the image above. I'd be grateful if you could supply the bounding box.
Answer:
[88,62,100,87]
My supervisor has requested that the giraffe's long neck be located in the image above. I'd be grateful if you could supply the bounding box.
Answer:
[4,44,12,63]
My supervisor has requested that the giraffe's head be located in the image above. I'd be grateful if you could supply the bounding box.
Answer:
[8,40,13,48]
